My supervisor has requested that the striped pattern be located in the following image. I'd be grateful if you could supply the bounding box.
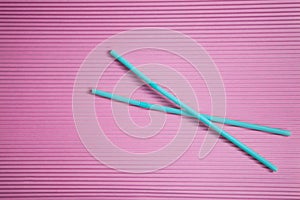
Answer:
[1,0,300,199]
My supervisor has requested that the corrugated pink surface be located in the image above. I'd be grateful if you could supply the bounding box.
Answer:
[1,0,300,199]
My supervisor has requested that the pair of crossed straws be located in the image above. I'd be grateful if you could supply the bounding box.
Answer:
[92,50,291,172]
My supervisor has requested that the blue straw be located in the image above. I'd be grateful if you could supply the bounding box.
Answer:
[109,49,278,171]
[91,89,290,136]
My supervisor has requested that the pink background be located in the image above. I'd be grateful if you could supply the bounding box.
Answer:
[1,0,300,199]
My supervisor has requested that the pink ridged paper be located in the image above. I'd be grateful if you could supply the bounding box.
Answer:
[0,1,300,199]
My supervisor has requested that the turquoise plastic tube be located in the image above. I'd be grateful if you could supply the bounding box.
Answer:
[91,89,290,136]
[109,49,279,171]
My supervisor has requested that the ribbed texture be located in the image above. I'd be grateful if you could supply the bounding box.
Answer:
[1,0,300,199]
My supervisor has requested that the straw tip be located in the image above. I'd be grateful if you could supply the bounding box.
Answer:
[91,89,96,94]
[286,130,292,136]
[109,50,119,58]
[109,49,115,54]
[269,164,278,172]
